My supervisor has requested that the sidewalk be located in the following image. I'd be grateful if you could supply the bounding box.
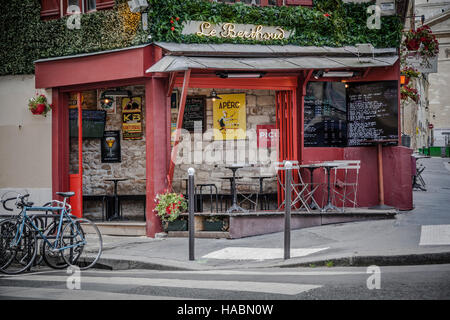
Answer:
[97,157,450,271]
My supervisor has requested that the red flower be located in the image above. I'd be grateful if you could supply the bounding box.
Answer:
[176,17,180,21]
[35,103,46,114]
[324,13,330,17]
[170,20,174,24]
[171,26,175,31]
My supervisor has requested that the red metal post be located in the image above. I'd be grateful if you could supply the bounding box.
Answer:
[145,77,170,237]
[167,69,191,190]
[51,88,70,200]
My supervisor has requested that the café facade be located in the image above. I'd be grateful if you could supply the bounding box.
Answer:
[34,20,413,238]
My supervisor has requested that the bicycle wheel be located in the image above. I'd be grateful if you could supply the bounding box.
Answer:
[60,218,102,270]
[0,219,37,274]
[41,220,70,269]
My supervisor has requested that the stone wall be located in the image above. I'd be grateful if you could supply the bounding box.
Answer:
[172,88,279,210]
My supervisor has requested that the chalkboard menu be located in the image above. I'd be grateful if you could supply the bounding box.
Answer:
[182,96,206,132]
[347,81,398,146]
[69,110,106,138]
[304,82,347,147]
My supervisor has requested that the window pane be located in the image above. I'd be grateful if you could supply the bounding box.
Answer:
[86,0,96,11]
[68,0,79,7]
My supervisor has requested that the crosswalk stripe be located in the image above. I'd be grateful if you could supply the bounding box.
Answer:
[1,275,321,296]
[419,225,450,246]
[0,286,194,300]
[202,247,329,260]
[83,269,365,277]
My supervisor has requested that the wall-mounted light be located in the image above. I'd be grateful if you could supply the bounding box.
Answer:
[400,75,406,85]
[323,71,354,78]
[217,72,265,79]
[313,70,324,79]
[207,89,222,102]
[99,92,114,105]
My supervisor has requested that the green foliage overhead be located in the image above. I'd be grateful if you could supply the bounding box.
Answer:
[0,0,402,76]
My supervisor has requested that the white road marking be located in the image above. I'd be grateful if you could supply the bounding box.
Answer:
[1,275,321,296]
[0,286,194,300]
[419,225,450,246]
[83,269,365,276]
[201,247,329,260]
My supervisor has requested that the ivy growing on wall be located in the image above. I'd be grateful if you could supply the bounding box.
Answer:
[0,0,401,76]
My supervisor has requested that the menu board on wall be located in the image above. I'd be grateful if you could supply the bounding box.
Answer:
[182,96,206,132]
[346,81,398,146]
[304,82,347,147]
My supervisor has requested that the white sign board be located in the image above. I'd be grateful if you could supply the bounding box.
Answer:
[405,54,438,74]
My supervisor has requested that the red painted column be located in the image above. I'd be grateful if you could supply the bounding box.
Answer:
[51,88,70,200]
[145,77,169,237]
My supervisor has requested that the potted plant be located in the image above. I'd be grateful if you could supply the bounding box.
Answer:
[154,191,188,232]
[28,93,53,116]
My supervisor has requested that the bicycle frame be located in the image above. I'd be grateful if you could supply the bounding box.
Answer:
[11,201,86,252]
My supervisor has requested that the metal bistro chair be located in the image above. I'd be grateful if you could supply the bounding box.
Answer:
[276,161,311,213]
[330,160,361,211]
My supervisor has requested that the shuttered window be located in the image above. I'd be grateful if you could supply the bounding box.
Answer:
[40,0,115,20]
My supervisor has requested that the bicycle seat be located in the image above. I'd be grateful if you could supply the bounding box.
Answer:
[56,191,75,198]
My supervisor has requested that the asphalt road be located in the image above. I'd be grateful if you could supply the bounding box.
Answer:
[1,264,449,300]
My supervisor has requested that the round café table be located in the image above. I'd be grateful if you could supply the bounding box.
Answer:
[220,172,247,213]
[299,163,323,210]
[318,163,341,213]
[105,178,128,221]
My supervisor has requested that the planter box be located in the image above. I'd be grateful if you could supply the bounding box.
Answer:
[165,220,188,232]
[203,220,225,231]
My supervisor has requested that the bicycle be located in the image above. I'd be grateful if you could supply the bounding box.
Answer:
[0,192,102,274]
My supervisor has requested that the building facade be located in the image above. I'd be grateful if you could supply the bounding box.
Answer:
[1,0,415,237]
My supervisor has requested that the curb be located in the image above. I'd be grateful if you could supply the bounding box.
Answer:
[93,251,450,271]
[273,252,450,268]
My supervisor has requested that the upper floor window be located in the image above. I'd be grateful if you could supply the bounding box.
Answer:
[212,0,312,6]
[40,0,114,20]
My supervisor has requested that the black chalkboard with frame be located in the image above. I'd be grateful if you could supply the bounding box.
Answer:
[346,81,399,146]
[182,96,206,132]
[304,82,347,147]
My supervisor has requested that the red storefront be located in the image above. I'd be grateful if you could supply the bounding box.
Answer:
[35,42,413,238]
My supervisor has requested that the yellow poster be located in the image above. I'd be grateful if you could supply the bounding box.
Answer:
[213,93,246,140]
[122,97,143,140]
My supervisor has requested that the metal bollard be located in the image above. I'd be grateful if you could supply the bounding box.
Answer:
[284,161,292,260]
[188,167,195,261]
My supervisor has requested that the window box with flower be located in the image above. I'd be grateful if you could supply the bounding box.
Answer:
[202,216,229,232]
[154,191,188,232]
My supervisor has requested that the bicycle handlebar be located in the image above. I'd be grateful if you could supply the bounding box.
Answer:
[1,193,32,211]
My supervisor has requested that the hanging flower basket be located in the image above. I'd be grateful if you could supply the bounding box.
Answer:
[401,85,420,104]
[28,93,53,117]
[403,25,439,58]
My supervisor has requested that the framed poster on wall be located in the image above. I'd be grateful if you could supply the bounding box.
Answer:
[101,130,121,163]
[122,96,143,140]
[213,93,246,140]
